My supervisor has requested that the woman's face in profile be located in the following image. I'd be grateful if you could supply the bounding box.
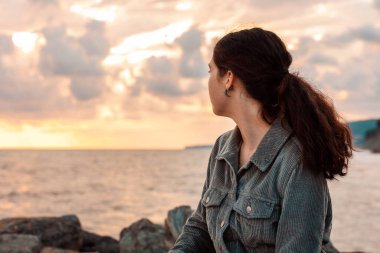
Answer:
[208,57,228,116]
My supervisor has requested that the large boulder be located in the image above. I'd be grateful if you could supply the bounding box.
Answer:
[80,230,119,253]
[164,206,193,241]
[0,215,82,250]
[119,218,172,253]
[364,123,380,153]
[0,234,42,253]
[40,247,80,253]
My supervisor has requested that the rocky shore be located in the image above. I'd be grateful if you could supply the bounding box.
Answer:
[364,119,380,153]
[0,205,367,253]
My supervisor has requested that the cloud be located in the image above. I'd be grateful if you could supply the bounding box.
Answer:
[0,73,51,102]
[138,57,182,97]
[29,0,58,5]
[308,53,337,65]
[0,0,378,130]
[79,21,110,56]
[0,62,72,119]
[125,26,208,99]
[315,47,380,118]
[374,0,380,10]
[284,21,380,120]
[0,1,74,35]
[39,21,110,101]
[331,24,380,45]
[0,35,14,54]
[292,36,319,58]
[248,0,326,8]
[0,19,111,119]
[138,56,204,97]
[175,26,203,52]
[0,55,103,120]
[70,76,104,101]
[39,26,104,76]
[175,27,208,78]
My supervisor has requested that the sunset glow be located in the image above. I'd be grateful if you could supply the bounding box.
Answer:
[111,20,193,55]
[0,0,379,149]
[12,32,39,53]
[0,124,75,148]
[70,2,117,22]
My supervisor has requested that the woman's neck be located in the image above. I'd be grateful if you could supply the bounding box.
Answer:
[238,116,271,151]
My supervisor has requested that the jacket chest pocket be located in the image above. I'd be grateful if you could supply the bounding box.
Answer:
[201,188,228,238]
[233,195,280,247]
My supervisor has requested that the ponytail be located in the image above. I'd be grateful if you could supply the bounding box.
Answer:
[275,73,353,179]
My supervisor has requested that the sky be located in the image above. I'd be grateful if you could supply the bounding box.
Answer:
[0,0,379,149]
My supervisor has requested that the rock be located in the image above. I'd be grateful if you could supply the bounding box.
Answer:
[364,120,380,153]
[80,230,118,253]
[0,215,82,250]
[40,247,80,253]
[164,205,193,241]
[119,218,173,253]
[0,234,42,253]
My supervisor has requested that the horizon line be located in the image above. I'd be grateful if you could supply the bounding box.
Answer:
[0,145,214,151]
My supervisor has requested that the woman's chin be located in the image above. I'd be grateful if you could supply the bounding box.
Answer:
[212,108,227,117]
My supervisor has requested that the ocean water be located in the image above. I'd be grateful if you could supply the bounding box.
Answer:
[0,149,378,252]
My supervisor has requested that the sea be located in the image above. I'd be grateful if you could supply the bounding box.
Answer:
[0,149,378,252]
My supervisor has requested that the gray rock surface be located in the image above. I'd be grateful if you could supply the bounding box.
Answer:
[40,247,80,253]
[164,205,193,241]
[364,122,380,153]
[0,234,42,253]
[80,230,118,253]
[0,215,82,250]
[0,210,370,253]
[119,218,172,253]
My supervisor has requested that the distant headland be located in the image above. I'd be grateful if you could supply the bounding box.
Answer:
[184,145,213,150]
[349,118,380,153]
[184,119,380,153]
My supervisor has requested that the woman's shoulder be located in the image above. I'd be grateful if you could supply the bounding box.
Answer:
[278,134,327,182]
[281,134,303,161]
[216,128,236,145]
[269,134,303,179]
[209,127,237,156]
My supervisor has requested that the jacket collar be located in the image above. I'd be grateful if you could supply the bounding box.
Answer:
[216,117,293,172]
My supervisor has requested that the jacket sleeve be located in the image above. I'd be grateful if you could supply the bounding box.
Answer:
[275,163,329,253]
[168,155,216,253]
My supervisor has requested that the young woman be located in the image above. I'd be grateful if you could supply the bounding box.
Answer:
[168,27,353,253]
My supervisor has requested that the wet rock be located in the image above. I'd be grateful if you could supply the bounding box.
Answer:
[40,247,80,253]
[119,218,172,253]
[164,205,193,241]
[80,230,118,253]
[0,215,82,250]
[364,119,380,153]
[0,234,42,253]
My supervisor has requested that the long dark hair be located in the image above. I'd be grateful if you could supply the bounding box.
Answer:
[213,27,353,179]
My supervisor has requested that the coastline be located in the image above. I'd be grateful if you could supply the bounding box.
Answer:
[0,206,369,253]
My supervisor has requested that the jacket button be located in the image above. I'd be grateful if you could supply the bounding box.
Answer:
[205,196,210,203]
[220,220,225,227]
[246,206,252,213]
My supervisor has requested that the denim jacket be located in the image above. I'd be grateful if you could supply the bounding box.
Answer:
[168,118,333,253]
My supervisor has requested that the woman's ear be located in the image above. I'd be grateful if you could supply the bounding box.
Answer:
[225,70,234,90]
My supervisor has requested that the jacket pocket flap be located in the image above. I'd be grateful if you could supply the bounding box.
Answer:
[233,195,275,219]
[202,188,228,207]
